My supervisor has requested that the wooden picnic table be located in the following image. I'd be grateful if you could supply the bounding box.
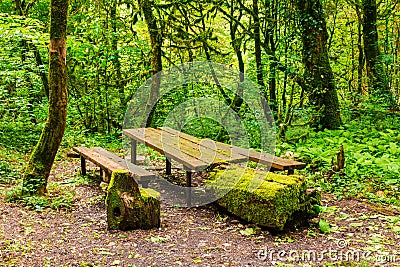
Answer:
[123,127,248,186]
[123,127,306,187]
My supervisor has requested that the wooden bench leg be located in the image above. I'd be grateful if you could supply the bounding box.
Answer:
[105,172,111,183]
[185,169,192,207]
[186,171,192,187]
[166,157,172,175]
[187,171,192,207]
[288,169,294,175]
[131,140,137,164]
[80,156,86,176]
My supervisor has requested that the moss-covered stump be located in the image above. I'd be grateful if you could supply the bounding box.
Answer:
[206,166,320,231]
[106,170,160,230]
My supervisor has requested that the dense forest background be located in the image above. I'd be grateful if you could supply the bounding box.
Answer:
[1,0,400,206]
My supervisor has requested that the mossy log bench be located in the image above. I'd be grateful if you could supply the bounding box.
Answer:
[206,166,320,231]
[72,146,154,187]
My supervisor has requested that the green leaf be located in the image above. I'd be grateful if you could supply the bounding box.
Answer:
[319,219,330,234]
[98,250,114,256]
[315,205,328,213]
[150,236,169,243]
[192,258,202,264]
[240,227,256,236]
[197,227,211,231]
[392,226,400,233]
[350,222,363,227]
[111,260,121,265]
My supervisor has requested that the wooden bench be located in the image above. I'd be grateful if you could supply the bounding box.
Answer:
[159,127,306,175]
[72,146,155,187]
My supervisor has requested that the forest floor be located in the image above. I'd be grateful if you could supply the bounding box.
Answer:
[1,159,400,267]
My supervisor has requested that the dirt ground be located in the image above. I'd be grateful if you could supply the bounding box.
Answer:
[1,160,400,267]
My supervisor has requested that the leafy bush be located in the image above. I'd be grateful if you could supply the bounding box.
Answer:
[277,112,400,205]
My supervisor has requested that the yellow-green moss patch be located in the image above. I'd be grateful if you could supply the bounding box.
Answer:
[140,187,161,200]
[206,166,320,230]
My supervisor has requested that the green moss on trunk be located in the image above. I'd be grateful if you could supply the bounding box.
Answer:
[206,166,320,230]
[296,0,341,129]
[106,171,160,230]
[140,0,162,128]
[23,0,69,195]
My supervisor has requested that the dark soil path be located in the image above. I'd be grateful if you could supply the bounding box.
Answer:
[1,160,399,267]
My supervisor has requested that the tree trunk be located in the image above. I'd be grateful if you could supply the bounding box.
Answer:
[356,6,365,96]
[14,0,49,100]
[23,0,69,195]
[228,0,244,112]
[106,171,160,230]
[111,2,126,111]
[252,0,265,90]
[362,0,392,104]
[296,0,341,130]
[267,35,277,112]
[263,0,277,111]
[141,0,162,127]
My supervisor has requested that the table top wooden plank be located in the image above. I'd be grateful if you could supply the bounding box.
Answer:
[150,128,247,164]
[123,128,208,170]
[124,127,306,172]
[206,142,306,171]
[146,128,214,162]
[245,150,306,170]
[159,127,201,143]
[159,126,306,171]
[145,127,245,167]
[159,127,247,162]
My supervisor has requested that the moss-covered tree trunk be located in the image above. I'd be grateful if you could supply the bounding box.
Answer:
[296,0,342,130]
[106,171,160,230]
[23,0,68,195]
[362,0,392,105]
[141,0,162,127]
